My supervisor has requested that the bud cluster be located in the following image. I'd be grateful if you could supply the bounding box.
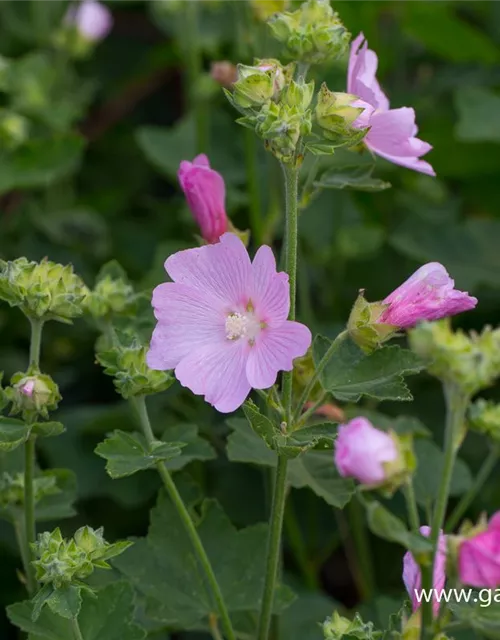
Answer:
[268,0,350,65]
[97,334,173,398]
[409,320,500,396]
[7,370,61,421]
[85,273,136,320]
[323,611,379,640]
[32,526,131,588]
[0,258,88,324]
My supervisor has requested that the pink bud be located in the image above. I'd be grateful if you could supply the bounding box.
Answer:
[379,262,477,329]
[459,513,500,588]
[334,417,398,485]
[210,61,238,88]
[403,526,447,617]
[178,154,228,244]
[66,0,113,42]
[20,379,35,398]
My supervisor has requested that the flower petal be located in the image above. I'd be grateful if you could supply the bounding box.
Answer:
[165,233,252,309]
[246,321,311,389]
[348,33,389,112]
[147,283,225,370]
[176,341,251,413]
[251,245,290,327]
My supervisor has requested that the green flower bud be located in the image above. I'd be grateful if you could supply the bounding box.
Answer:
[85,275,136,320]
[283,80,314,110]
[0,258,88,323]
[347,291,398,353]
[32,526,132,588]
[323,611,380,640]
[232,59,288,109]
[255,101,312,164]
[268,0,350,65]
[409,320,500,396]
[97,333,174,399]
[0,109,29,150]
[8,370,61,421]
[315,84,370,147]
[468,399,500,442]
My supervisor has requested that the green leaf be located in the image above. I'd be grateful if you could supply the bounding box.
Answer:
[413,439,472,507]
[35,469,78,522]
[8,581,146,640]
[31,422,65,438]
[314,165,391,192]
[280,592,340,640]
[0,416,31,451]
[161,424,216,471]
[242,400,277,449]
[312,335,423,402]
[455,87,500,143]
[449,596,500,639]
[402,3,499,64]
[227,419,355,509]
[0,134,85,195]
[95,431,185,479]
[44,584,82,620]
[305,142,337,156]
[363,500,433,554]
[113,482,295,630]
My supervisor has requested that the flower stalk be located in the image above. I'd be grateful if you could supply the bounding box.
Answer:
[131,395,236,640]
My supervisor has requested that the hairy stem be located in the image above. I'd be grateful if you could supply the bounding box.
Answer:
[29,318,43,368]
[421,383,468,640]
[404,480,421,531]
[446,446,498,533]
[71,618,84,640]
[132,396,236,640]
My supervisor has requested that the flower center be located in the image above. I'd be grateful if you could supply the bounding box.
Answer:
[225,311,263,343]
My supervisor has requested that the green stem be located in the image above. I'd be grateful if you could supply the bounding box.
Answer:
[29,318,43,369]
[293,331,348,424]
[184,0,208,153]
[446,446,498,533]
[297,391,327,427]
[348,496,375,600]
[258,161,299,640]
[404,480,420,531]
[245,129,263,245]
[71,618,84,640]
[257,456,288,640]
[132,396,236,640]
[284,498,319,590]
[421,383,469,640]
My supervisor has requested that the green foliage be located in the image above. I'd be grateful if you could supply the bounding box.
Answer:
[8,582,146,640]
[312,335,423,402]
[114,484,295,631]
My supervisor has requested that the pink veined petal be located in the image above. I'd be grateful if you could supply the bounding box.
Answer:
[368,148,436,177]
[251,245,290,327]
[348,33,390,112]
[175,341,251,413]
[246,321,312,389]
[165,233,253,309]
[147,282,225,370]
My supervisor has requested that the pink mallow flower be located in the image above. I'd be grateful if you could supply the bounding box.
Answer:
[379,262,477,329]
[334,417,398,485]
[146,233,312,413]
[459,513,500,588]
[178,154,228,245]
[66,0,113,41]
[348,33,435,176]
[403,526,447,617]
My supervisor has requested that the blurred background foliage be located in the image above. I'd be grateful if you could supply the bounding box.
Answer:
[0,1,500,638]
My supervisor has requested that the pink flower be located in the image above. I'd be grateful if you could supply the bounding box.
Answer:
[147,233,312,413]
[379,262,477,329]
[348,33,435,176]
[459,513,500,588]
[178,154,228,245]
[66,0,113,41]
[334,417,398,485]
[403,526,447,616]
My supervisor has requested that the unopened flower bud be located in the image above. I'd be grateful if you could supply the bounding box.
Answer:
[97,333,174,398]
[210,61,238,88]
[468,399,500,442]
[315,84,371,147]
[323,611,378,640]
[65,0,112,42]
[74,525,106,555]
[268,0,350,65]
[283,80,314,110]
[334,417,414,493]
[409,321,500,396]
[232,59,286,109]
[0,258,88,324]
[9,371,61,420]
[255,101,311,164]
[85,274,136,320]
